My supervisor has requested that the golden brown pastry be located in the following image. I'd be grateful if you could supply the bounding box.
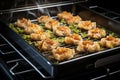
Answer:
[53,26,71,37]
[66,16,82,24]
[78,21,96,30]
[57,11,73,20]
[37,38,59,51]
[100,36,120,48]
[77,40,101,53]
[52,47,75,61]
[30,32,50,41]
[37,16,53,23]
[87,28,106,39]
[15,18,31,28]
[65,33,83,45]
[24,23,43,34]
[45,20,60,30]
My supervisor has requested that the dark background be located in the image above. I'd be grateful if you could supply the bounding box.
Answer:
[88,0,120,13]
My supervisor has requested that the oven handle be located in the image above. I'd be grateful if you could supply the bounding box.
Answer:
[0,58,15,80]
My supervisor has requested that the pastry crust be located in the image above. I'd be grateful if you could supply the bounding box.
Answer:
[45,20,60,30]
[65,33,83,45]
[53,26,71,36]
[37,38,59,51]
[30,32,50,41]
[15,18,31,28]
[37,16,53,23]
[57,11,73,20]
[88,28,106,39]
[66,16,82,24]
[77,40,101,53]
[78,21,96,30]
[100,36,120,48]
[52,47,75,61]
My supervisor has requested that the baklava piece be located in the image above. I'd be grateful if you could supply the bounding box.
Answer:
[100,36,120,48]
[30,32,50,41]
[52,47,75,61]
[78,21,96,30]
[66,16,82,24]
[37,38,59,51]
[53,26,71,37]
[65,33,83,45]
[45,20,60,30]
[77,40,101,53]
[15,18,31,28]
[24,23,43,34]
[37,16,53,23]
[87,28,106,39]
[57,11,73,20]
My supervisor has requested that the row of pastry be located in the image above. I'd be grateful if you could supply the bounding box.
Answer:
[15,17,74,61]
[36,11,120,49]
[14,11,120,61]
[37,11,107,39]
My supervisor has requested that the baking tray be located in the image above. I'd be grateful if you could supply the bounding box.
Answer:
[1,3,120,78]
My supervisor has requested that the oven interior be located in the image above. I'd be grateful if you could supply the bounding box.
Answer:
[0,0,120,79]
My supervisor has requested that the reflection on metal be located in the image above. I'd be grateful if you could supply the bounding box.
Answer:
[10,62,19,75]
[0,0,86,13]
[6,59,23,64]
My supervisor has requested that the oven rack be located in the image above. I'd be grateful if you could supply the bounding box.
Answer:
[0,0,87,13]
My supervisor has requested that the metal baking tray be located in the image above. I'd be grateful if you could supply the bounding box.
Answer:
[1,2,120,78]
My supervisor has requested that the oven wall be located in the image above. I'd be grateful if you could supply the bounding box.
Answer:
[88,0,120,13]
[0,0,119,13]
